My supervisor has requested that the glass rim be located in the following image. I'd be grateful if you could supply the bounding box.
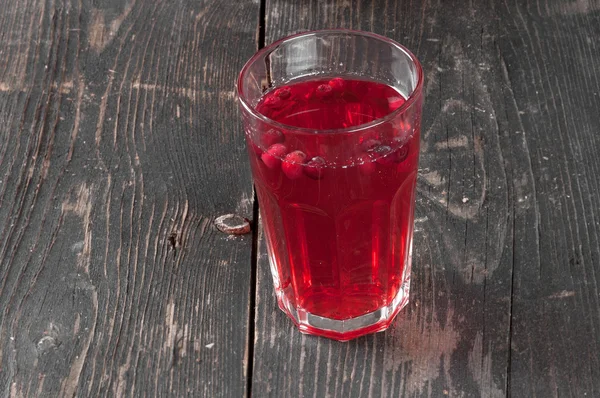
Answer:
[237,29,424,135]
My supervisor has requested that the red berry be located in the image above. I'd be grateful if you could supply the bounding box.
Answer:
[281,151,306,180]
[315,84,333,99]
[262,129,284,147]
[361,138,381,152]
[394,143,410,163]
[304,156,326,180]
[274,87,291,100]
[370,145,395,166]
[282,151,307,179]
[358,154,376,175]
[328,78,345,93]
[261,143,288,169]
[263,95,283,109]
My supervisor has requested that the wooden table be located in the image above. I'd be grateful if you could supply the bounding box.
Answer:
[0,0,598,396]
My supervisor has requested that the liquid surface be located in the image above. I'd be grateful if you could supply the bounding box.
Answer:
[248,77,418,324]
[257,78,406,130]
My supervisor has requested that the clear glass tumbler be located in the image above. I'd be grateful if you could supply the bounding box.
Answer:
[237,30,423,340]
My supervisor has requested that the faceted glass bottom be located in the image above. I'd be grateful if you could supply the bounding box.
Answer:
[269,259,411,341]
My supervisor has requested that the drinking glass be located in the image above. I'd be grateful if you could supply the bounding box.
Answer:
[237,30,423,340]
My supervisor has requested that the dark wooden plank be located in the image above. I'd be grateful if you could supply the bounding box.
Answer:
[0,0,259,396]
[494,1,600,397]
[250,0,600,396]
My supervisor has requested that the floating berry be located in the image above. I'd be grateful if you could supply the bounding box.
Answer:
[274,87,292,100]
[394,143,410,163]
[358,154,376,175]
[261,143,288,169]
[328,78,345,93]
[282,150,307,179]
[370,145,396,166]
[315,84,333,99]
[263,95,283,109]
[262,129,284,147]
[304,156,326,180]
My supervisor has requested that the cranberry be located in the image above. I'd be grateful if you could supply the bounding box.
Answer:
[370,145,395,166]
[282,150,307,179]
[304,156,326,180]
[358,154,376,175]
[328,77,345,93]
[262,129,284,147]
[274,87,292,100]
[261,143,288,169]
[315,84,333,99]
[394,143,410,163]
[263,95,283,109]
[361,138,381,152]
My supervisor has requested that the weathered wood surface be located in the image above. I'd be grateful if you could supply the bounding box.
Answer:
[1,0,600,397]
[251,0,600,397]
[0,0,258,396]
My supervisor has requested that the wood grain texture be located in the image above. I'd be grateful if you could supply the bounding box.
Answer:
[496,1,600,396]
[1,0,599,396]
[0,0,259,396]
[251,0,600,397]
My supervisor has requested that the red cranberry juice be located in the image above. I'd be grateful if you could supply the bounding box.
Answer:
[249,78,419,321]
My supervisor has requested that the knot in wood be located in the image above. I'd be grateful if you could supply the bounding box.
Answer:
[214,214,251,235]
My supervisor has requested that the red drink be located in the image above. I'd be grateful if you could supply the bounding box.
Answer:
[246,77,420,339]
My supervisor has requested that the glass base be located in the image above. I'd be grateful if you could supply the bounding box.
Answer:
[273,277,410,341]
